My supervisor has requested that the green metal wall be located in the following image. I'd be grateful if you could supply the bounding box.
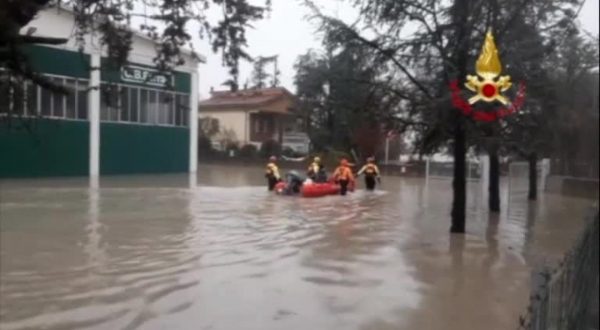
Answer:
[0,46,193,178]
[0,119,89,178]
[100,123,190,175]
[22,45,91,79]
[22,45,191,92]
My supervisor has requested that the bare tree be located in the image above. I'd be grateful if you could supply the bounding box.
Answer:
[305,0,584,232]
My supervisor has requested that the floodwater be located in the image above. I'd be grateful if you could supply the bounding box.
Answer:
[0,165,595,330]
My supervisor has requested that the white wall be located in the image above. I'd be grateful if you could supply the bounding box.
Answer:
[200,111,248,145]
[128,35,198,71]
[22,7,95,52]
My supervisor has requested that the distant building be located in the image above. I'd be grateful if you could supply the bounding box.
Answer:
[0,6,203,178]
[198,87,304,150]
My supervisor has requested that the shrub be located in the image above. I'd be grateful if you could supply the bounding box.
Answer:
[198,135,213,159]
[225,142,239,157]
[239,144,258,158]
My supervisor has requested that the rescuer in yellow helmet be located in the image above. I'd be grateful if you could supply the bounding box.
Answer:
[307,156,327,183]
[265,156,281,191]
[357,156,381,191]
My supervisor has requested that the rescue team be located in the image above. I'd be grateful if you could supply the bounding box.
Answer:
[265,156,381,196]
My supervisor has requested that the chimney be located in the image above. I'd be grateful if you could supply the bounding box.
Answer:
[210,86,214,94]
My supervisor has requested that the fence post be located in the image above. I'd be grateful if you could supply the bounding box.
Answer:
[518,214,599,330]
[385,137,390,165]
[479,154,489,195]
[425,157,430,186]
[540,158,550,192]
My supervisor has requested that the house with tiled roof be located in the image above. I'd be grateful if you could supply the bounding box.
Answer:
[199,87,305,150]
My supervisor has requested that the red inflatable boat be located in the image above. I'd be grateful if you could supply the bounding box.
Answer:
[275,180,354,198]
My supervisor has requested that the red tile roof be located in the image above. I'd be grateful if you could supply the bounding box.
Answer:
[199,87,295,110]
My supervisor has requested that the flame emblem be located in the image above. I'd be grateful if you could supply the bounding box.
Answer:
[465,31,512,104]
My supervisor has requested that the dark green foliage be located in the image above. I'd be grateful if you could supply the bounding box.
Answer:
[240,144,258,159]
[1,0,271,91]
[198,135,214,158]
[294,33,383,153]
[251,56,279,89]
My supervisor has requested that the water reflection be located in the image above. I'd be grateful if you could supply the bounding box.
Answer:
[450,234,466,296]
[84,182,106,275]
[0,176,197,329]
[0,165,595,330]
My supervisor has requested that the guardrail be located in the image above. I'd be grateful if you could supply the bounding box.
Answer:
[518,212,599,330]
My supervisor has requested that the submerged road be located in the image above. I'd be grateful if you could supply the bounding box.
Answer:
[0,165,594,329]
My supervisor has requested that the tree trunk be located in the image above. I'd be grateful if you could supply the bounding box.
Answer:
[449,0,469,233]
[528,152,538,200]
[489,149,501,212]
[451,123,467,233]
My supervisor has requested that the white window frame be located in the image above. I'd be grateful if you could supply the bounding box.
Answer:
[97,80,190,128]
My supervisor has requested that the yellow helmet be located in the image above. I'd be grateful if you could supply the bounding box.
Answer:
[314,157,321,163]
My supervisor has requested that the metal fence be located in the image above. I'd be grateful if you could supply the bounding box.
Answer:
[518,212,599,330]
[425,160,482,181]
[551,159,599,180]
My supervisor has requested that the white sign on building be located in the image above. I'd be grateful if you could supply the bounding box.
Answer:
[121,65,173,88]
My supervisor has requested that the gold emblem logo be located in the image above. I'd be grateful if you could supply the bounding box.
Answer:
[465,31,512,104]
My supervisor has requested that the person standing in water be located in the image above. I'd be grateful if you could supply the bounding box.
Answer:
[265,156,281,191]
[357,157,381,191]
[307,156,327,183]
[333,158,355,196]
[283,171,305,195]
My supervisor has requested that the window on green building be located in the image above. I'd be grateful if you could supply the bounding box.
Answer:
[100,84,119,121]
[130,88,139,122]
[157,91,173,125]
[26,82,38,116]
[40,83,52,117]
[1,75,88,120]
[76,80,88,120]
[65,79,76,118]
[140,89,148,123]
[148,90,158,124]
[52,77,65,117]
[97,81,189,127]
[176,94,189,127]
[120,86,130,122]
[168,95,175,125]
[0,76,26,116]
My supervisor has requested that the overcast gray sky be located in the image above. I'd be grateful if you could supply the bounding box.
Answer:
[194,0,599,100]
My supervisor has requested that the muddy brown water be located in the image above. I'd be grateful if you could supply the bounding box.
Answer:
[0,165,594,330]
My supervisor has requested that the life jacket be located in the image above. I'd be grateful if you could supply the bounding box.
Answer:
[266,162,280,180]
[334,166,354,181]
[363,164,379,176]
[307,162,320,175]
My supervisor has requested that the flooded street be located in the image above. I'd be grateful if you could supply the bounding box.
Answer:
[0,165,595,330]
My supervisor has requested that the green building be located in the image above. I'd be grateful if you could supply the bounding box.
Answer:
[0,6,202,178]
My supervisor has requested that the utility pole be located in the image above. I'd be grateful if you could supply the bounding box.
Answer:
[273,57,279,86]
